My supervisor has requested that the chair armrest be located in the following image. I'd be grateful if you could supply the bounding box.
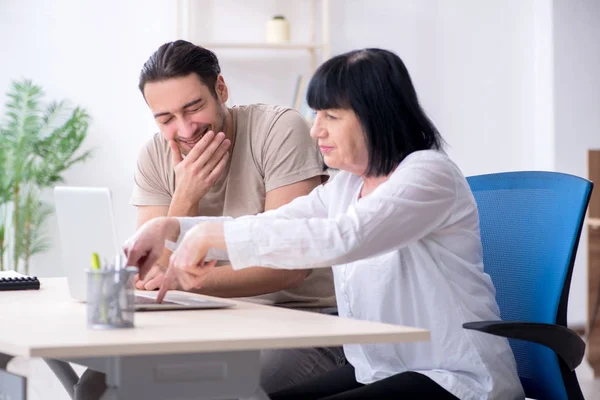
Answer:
[463,320,585,371]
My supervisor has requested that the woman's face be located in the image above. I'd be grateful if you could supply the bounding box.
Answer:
[310,108,369,176]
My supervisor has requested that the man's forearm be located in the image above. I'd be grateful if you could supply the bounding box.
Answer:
[193,264,308,298]
[168,193,199,218]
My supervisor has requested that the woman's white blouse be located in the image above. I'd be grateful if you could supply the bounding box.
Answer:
[178,150,524,400]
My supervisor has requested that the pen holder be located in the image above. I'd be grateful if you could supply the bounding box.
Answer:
[86,267,137,329]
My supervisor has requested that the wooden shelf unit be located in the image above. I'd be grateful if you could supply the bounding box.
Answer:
[588,149,600,378]
[176,0,330,72]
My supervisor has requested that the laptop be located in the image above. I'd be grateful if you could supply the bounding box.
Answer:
[53,186,234,311]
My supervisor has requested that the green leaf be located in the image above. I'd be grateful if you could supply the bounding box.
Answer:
[0,78,93,268]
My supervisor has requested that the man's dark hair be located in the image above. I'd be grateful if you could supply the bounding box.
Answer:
[138,40,221,97]
[306,48,443,177]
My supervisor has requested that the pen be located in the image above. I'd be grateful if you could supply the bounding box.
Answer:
[91,252,102,270]
[114,253,123,271]
[91,252,107,323]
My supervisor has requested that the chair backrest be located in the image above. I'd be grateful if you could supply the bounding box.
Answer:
[467,171,592,400]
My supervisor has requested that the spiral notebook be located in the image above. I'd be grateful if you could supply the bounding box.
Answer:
[0,270,41,291]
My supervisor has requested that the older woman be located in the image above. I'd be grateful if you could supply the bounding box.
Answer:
[125,48,524,400]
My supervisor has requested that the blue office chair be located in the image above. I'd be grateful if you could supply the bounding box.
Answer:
[463,171,592,400]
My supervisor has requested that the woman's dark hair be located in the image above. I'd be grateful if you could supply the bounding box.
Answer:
[138,40,221,97]
[307,48,443,177]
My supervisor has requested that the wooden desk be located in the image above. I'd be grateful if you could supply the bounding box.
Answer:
[0,278,429,399]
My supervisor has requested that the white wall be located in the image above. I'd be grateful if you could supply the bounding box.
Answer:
[0,0,594,326]
[553,0,600,327]
[329,0,554,177]
[0,0,178,276]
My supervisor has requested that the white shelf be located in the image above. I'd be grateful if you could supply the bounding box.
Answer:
[200,42,324,51]
[177,0,330,71]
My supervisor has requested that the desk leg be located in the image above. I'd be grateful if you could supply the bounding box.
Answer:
[99,357,120,400]
[241,387,271,400]
[0,353,12,370]
[44,359,79,399]
[100,387,118,400]
[66,350,265,400]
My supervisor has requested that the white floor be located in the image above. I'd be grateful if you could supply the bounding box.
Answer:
[5,355,600,400]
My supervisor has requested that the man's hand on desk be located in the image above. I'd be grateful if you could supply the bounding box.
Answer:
[135,264,169,290]
[157,259,218,302]
[157,221,225,302]
[134,263,207,292]
[124,217,180,279]
[133,259,213,295]
[132,220,216,292]
[125,217,220,302]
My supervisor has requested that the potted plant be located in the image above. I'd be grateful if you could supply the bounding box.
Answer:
[0,79,93,274]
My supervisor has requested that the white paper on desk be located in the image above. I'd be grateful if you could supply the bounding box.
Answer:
[0,271,29,279]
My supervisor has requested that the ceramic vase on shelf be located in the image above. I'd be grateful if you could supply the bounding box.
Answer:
[266,15,290,43]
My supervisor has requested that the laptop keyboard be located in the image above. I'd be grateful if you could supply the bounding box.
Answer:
[135,295,180,305]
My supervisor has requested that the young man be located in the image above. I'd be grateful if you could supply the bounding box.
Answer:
[130,40,342,392]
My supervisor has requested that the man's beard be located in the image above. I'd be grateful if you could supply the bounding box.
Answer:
[179,108,227,156]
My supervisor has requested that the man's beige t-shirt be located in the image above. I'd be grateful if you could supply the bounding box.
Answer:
[131,104,335,308]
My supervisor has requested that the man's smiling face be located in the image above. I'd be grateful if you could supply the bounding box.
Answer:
[144,73,227,155]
